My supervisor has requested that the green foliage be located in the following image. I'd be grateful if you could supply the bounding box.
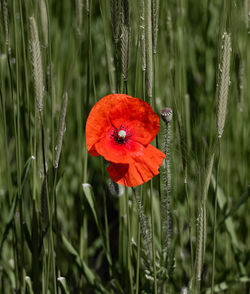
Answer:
[0,0,249,293]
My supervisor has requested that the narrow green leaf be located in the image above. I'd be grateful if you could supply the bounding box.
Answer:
[221,186,250,222]
[211,175,240,249]
[82,183,112,265]
[82,183,99,228]
[57,277,70,294]
[61,234,109,293]
[25,276,35,294]
[0,192,18,253]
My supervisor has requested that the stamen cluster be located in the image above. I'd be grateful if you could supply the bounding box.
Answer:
[111,125,132,144]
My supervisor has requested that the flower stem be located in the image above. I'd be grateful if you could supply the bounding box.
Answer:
[135,186,142,294]
[150,181,157,294]
[125,188,134,293]
[135,223,141,294]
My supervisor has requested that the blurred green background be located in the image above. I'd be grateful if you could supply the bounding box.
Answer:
[0,0,249,293]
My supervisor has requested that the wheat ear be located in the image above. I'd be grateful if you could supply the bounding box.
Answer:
[29,16,44,113]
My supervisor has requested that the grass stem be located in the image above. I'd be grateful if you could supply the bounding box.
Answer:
[211,139,221,294]
[150,181,157,294]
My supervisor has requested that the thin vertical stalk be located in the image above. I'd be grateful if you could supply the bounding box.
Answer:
[135,187,142,294]
[18,0,31,155]
[103,188,113,279]
[13,1,25,290]
[125,188,134,294]
[160,108,173,277]
[135,223,141,294]
[194,154,214,293]
[145,0,153,101]
[29,13,57,292]
[185,174,194,275]
[176,111,194,274]
[83,145,88,184]
[32,106,37,207]
[90,35,97,103]
[76,0,83,35]
[45,0,55,164]
[0,72,12,206]
[211,31,231,292]
[40,116,57,294]
[142,70,146,101]
[54,92,68,169]
[118,192,123,267]
[150,182,157,294]
[121,0,129,94]
[0,0,11,55]
[211,139,221,294]
[134,34,140,97]
[152,0,159,54]
[110,0,121,92]
[86,0,91,109]
[12,225,19,291]
[133,188,151,263]
[99,0,116,93]
[139,0,146,73]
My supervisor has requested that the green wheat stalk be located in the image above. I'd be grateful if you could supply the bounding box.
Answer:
[85,0,89,15]
[194,154,214,293]
[139,0,146,71]
[152,0,159,54]
[121,0,129,92]
[244,0,249,29]
[39,0,48,47]
[145,0,153,100]
[110,0,121,92]
[54,92,69,169]
[211,32,231,294]
[0,0,10,54]
[75,0,83,35]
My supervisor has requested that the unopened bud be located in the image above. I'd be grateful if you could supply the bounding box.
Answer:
[160,107,173,123]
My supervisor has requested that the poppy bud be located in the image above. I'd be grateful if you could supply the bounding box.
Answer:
[160,107,173,123]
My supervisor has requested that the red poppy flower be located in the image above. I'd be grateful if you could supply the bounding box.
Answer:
[85,94,165,187]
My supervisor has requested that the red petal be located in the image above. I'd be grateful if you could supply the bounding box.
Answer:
[109,96,160,145]
[85,94,160,156]
[85,94,120,152]
[95,127,145,163]
[107,163,130,183]
[88,146,100,157]
[107,144,166,187]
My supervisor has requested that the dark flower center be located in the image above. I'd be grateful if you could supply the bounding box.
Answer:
[111,125,132,144]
